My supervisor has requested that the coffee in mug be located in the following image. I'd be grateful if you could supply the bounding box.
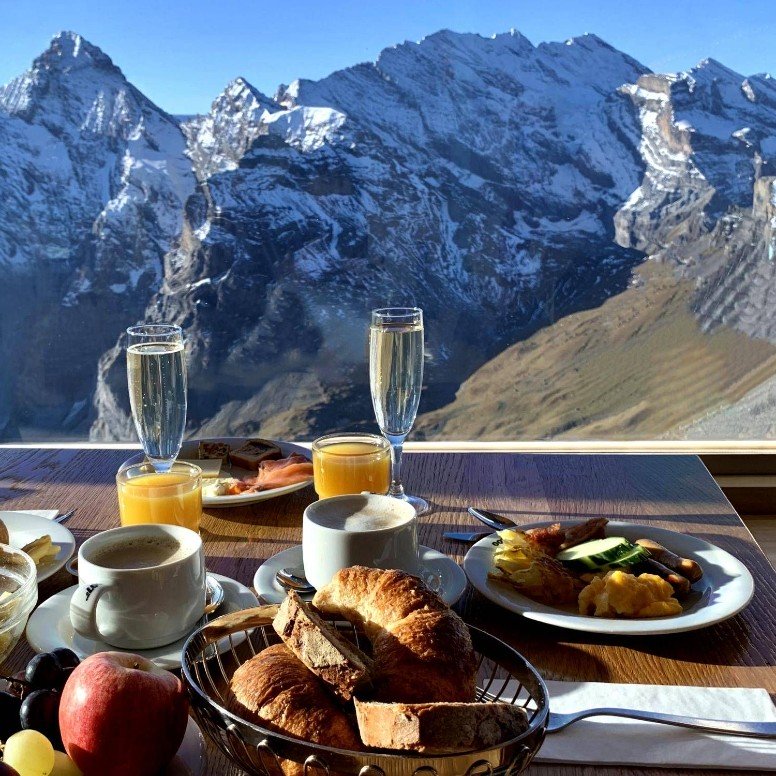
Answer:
[70,523,206,650]
[91,536,186,570]
[302,493,419,590]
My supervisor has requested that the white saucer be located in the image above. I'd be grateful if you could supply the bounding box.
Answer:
[25,573,258,670]
[253,545,467,606]
[1,510,76,582]
[166,717,207,776]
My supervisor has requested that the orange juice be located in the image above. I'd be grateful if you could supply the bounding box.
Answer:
[117,463,202,532]
[312,435,391,498]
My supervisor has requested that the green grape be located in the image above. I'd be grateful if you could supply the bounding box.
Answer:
[3,729,55,776]
[49,753,81,776]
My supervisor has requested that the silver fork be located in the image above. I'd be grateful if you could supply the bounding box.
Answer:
[547,708,776,738]
[54,508,76,524]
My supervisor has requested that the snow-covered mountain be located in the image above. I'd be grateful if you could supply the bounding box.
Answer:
[1,29,775,441]
[92,30,653,439]
[0,31,194,436]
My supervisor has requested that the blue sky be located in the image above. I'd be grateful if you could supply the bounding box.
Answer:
[1,0,774,115]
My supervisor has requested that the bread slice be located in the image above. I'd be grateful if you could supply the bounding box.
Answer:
[354,698,528,753]
[229,439,281,470]
[273,591,374,701]
[198,441,230,463]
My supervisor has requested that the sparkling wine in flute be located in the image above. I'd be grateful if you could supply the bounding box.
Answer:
[369,307,428,514]
[127,339,186,469]
[369,322,424,437]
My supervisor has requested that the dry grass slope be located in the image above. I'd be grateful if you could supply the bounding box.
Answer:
[416,264,776,440]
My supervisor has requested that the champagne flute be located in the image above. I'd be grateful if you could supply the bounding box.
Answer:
[369,307,429,514]
[126,324,187,473]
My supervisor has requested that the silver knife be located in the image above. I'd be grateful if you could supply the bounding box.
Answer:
[443,530,494,542]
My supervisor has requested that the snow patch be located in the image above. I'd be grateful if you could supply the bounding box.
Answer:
[263,105,347,151]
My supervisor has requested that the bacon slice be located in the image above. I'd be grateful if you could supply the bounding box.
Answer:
[524,523,565,555]
[227,453,313,494]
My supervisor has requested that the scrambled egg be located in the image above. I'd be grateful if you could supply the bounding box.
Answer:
[578,570,682,618]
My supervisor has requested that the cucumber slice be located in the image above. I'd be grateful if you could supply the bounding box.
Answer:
[597,545,649,570]
[556,537,634,567]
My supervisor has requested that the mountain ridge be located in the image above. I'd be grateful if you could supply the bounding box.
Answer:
[0,29,774,441]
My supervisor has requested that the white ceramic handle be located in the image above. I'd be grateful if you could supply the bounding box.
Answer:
[69,582,110,641]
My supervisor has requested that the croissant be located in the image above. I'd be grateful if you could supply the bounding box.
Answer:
[229,643,361,776]
[312,566,477,703]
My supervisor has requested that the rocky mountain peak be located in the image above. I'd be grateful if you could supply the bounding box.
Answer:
[0,32,123,118]
[688,57,742,81]
[218,76,275,110]
[184,76,280,178]
[38,31,118,74]
[0,29,178,143]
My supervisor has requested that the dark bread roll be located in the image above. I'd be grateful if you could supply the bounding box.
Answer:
[273,590,374,701]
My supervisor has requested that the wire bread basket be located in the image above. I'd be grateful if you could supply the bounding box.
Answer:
[181,605,549,776]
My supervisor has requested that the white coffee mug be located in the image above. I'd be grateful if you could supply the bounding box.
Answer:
[302,493,419,590]
[70,523,206,650]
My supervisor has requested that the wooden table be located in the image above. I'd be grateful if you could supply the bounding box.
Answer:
[0,448,774,776]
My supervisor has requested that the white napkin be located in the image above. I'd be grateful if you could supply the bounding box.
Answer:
[7,509,59,520]
[531,680,776,770]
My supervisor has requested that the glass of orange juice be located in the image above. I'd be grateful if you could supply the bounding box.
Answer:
[116,461,202,532]
[312,433,391,499]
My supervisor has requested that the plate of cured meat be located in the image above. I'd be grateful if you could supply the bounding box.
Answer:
[124,438,313,507]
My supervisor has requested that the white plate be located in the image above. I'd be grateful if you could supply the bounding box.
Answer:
[1,510,76,582]
[166,717,207,776]
[463,521,755,635]
[253,544,468,606]
[25,573,258,669]
[123,438,313,508]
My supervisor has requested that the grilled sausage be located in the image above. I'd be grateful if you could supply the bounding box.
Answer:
[636,539,703,582]
[641,558,691,596]
[557,518,609,551]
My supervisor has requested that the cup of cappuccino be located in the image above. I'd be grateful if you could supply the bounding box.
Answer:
[70,523,206,649]
[302,493,419,590]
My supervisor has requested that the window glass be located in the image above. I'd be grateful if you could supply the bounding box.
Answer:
[1,2,774,443]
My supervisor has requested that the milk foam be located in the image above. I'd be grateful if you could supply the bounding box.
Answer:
[310,503,413,532]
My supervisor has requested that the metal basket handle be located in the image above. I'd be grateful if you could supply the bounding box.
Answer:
[202,604,280,640]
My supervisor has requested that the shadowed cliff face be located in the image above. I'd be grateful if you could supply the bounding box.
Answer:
[615,64,776,342]
[2,29,775,442]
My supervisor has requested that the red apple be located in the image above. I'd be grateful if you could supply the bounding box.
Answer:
[59,652,189,776]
